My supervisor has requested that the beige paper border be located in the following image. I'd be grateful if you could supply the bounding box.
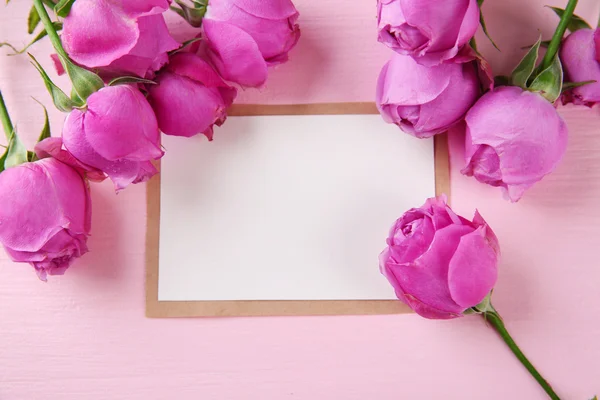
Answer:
[146,103,451,318]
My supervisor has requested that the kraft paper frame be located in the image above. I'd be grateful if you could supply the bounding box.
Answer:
[146,103,451,318]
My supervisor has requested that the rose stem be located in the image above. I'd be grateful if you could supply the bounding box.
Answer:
[0,91,14,141]
[32,0,69,60]
[540,0,579,71]
[483,310,561,400]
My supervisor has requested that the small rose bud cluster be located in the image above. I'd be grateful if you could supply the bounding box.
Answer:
[0,0,300,279]
[375,0,597,202]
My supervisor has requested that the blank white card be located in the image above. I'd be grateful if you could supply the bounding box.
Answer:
[158,114,435,301]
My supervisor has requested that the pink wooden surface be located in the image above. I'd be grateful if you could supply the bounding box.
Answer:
[1,1,599,399]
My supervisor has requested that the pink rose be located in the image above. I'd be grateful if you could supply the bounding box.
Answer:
[376,53,480,138]
[560,28,600,106]
[60,85,164,191]
[462,86,568,202]
[203,0,301,87]
[62,0,180,78]
[380,196,499,319]
[377,0,480,66]
[0,158,91,281]
[148,52,237,139]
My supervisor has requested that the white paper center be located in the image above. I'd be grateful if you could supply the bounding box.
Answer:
[158,114,435,301]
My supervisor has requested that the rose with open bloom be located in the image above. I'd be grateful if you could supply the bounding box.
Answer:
[377,0,480,65]
[62,0,180,78]
[58,85,164,191]
[560,28,600,106]
[203,0,300,87]
[462,86,568,202]
[0,158,91,281]
[376,53,480,138]
[380,196,499,319]
[148,52,237,139]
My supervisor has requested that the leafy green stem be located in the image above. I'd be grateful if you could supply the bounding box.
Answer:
[483,309,561,400]
[32,0,68,59]
[540,0,578,71]
[0,91,14,141]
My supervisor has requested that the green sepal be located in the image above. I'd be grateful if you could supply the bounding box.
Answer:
[4,129,29,169]
[521,39,551,50]
[108,76,157,86]
[171,0,207,27]
[27,5,41,34]
[59,54,104,102]
[34,98,51,144]
[28,53,77,112]
[511,36,541,88]
[168,37,202,56]
[528,55,563,103]
[1,22,63,55]
[549,7,592,32]
[0,148,7,173]
[562,80,597,93]
[476,0,499,51]
[54,0,75,17]
[70,87,84,106]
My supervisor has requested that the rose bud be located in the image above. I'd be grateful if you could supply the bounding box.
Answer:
[147,52,237,139]
[376,53,480,138]
[203,0,300,87]
[380,196,499,319]
[462,86,568,202]
[62,0,180,78]
[61,85,164,191]
[560,28,600,106]
[377,0,480,66]
[0,158,91,281]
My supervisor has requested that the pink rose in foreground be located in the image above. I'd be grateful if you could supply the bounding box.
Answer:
[62,0,180,78]
[60,85,164,191]
[377,0,480,66]
[148,52,237,139]
[380,196,499,319]
[560,28,600,106]
[376,53,480,138]
[203,0,300,87]
[462,86,568,202]
[0,158,91,281]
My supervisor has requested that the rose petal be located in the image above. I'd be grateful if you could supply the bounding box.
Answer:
[203,18,269,88]
[448,226,498,308]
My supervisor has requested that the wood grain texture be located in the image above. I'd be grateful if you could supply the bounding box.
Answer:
[1,0,600,399]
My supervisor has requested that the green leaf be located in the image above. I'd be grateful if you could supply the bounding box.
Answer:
[549,7,592,32]
[28,53,77,112]
[529,55,563,102]
[59,54,104,102]
[108,76,157,86]
[5,129,29,169]
[54,0,75,17]
[2,22,63,55]
[562,80,597,92]
[27,5,41,34]
[511,36,541,88]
